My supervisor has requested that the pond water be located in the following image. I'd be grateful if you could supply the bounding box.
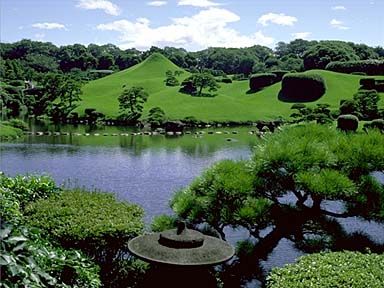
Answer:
[1,124,383,287]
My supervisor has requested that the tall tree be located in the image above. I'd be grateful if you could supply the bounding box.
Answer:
[118,86,149,122]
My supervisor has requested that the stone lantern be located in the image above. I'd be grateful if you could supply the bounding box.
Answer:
[128,222,235,287]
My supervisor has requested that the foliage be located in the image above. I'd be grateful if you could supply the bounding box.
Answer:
[267,251,384,288]
[325,60,384,75]
[164,70,180,86]
[337,114,359,132]
[146,106,166,127]
[303,41,359,70]
[170,160,272,238]
[151,215,178,232]
[118,86,149,122]
[290,103,332,124]
[0,123,23,141]
[339,99,358,116]
[0,173,59,210]
[25,189,145,286]
[353,89,380,120]
[181,72,220,96]
[0,223,101,288]
[249,73,278,91]
[281,73,326,102]
[2,119,29,131]
[368,119,384,132]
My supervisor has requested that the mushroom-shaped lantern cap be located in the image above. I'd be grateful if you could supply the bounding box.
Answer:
[128,222,235,266]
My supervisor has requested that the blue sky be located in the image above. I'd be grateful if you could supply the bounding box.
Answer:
[1,0,383,51]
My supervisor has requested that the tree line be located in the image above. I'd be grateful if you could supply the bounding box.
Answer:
[1,39,383,82]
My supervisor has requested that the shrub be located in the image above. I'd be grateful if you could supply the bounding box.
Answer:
[271,70,289,81]
[249,73,278,91]
[339,99,357,116]
[4,118,29,131]
[353,89,380,120]
[281,73,326,102]
[221,77,232,83]
[267,251,384,288]
[360,78,376,89]
[0,173,59,210]
[325,60,384,75]
[369,119,384,132]
[337,114,359,132]
[25,189,144,286]
[147,107,166,127]
[0,222,101,288]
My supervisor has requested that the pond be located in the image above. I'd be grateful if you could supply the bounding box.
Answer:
[1,124,383,287]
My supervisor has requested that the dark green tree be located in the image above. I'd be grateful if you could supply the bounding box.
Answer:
[353,89,380,120]
[182,72,219,96]
[118,86,149,122]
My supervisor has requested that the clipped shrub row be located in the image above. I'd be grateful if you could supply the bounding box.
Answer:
[270,70,290,81]
[267,251,384,288]
[337,114,359,132]
[360,78,384,92]
[249,73,278,91]
[325,60,384,75]
[281,73,326,102]
[364,119,384,132]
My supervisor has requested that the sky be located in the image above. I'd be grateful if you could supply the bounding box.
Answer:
[1,0,383,51]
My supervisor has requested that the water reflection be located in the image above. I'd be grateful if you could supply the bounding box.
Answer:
[1,125,384,287]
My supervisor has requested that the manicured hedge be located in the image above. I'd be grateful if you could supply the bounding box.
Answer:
[249,73,278,91]
[267,251,384,288]
[337,114,359,132]
[271,70,289,81]
[281,73,326,102]
[325,60,384,75]
[366,119,384,132]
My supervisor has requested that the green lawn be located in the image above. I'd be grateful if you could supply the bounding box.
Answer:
[77,53,384,122]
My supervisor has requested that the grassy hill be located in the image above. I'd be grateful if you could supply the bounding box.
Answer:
[78,53,384,122]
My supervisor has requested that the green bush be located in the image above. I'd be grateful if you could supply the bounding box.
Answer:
[337,114,359,132]
[221,77,233,83]
[249,73,278,91]
[271,70,289,81]
[267,251,384,288]
[0,173,59,210]
[368,119,384,132]
[339,99,357,116]
[281,73,326,102]
[2,119,29,131]
[360,78,376,89]
[325,60,384,75]
[25,189,145,286]
[0,222,101,288]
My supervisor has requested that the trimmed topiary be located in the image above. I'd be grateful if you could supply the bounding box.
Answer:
[369,119,384,132]
[360,78,376,90]
[325,60,384,75]
[25,189,145,285]
[249,73,278,91]
[271,70,289,81]
[280,73,326,102]
[267,251,384,288]
[337,114,359,132]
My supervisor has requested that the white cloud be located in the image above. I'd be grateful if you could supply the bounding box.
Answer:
[97,8,274,50]
[76,0,120,16]
[332,5,346,10]
[291,32,311,39]
[147,1,167,6]
[257,13,297,26]
[330,19,349,30]
[32,22,67,30]
[178,0,221,8]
